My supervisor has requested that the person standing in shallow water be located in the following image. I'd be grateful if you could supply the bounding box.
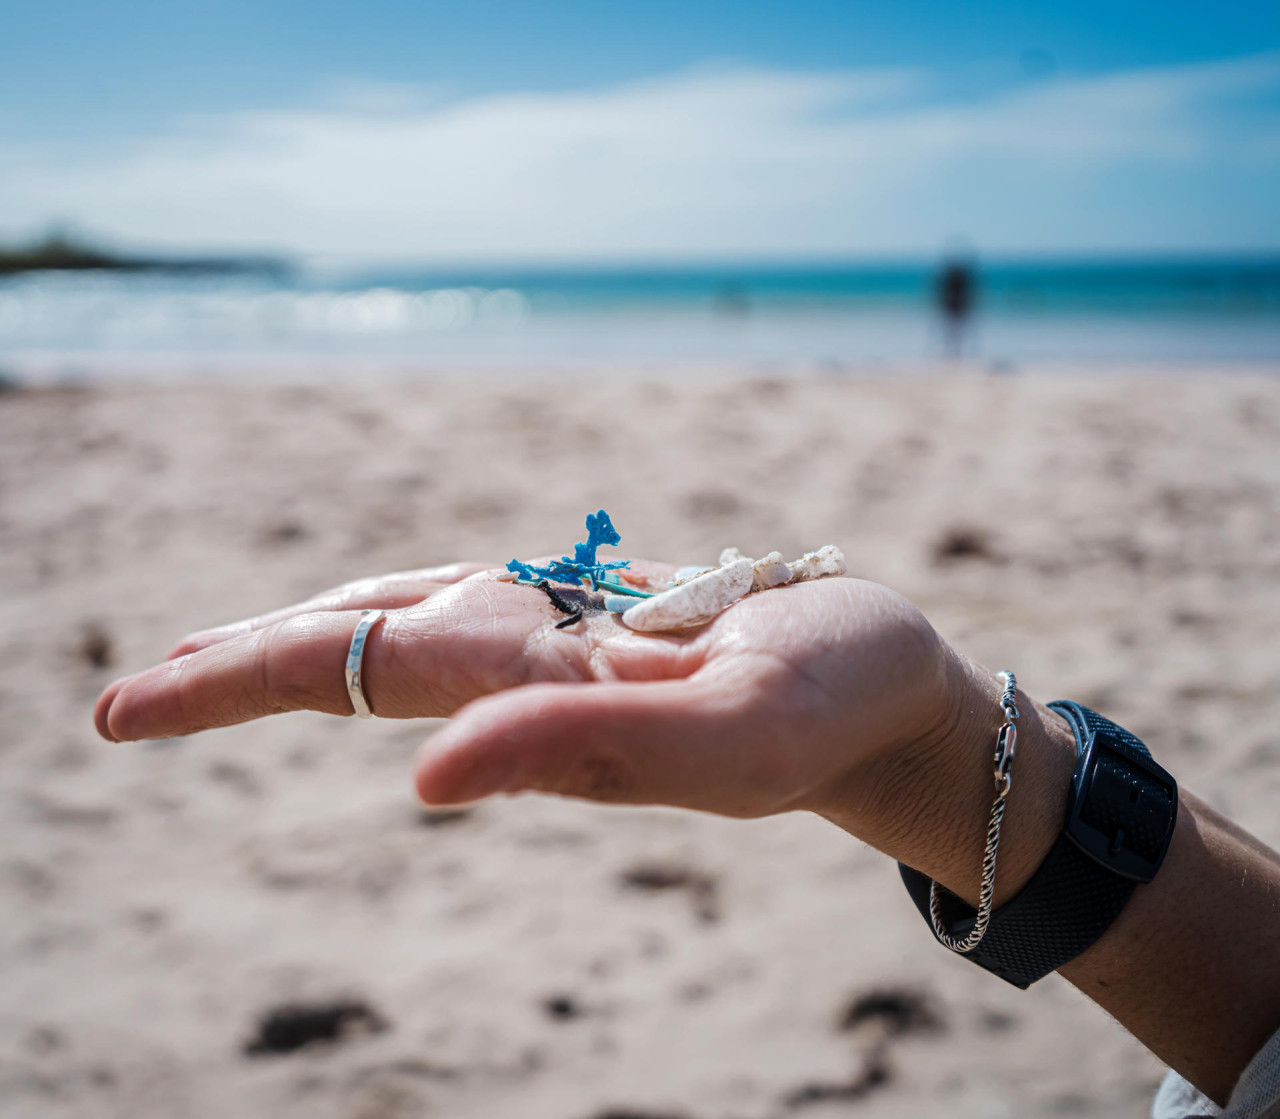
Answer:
[936,256,976,358]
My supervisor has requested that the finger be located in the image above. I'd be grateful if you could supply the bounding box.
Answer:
[414,675,783,816]
[168,562,500,657]
[101,610,400,741]
[93,677,127,742]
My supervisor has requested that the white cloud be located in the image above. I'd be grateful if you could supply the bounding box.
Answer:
[2,54,1278,261]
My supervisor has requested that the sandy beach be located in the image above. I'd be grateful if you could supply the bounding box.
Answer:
[3,367,1279,1119]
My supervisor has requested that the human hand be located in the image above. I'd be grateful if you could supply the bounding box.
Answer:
[90,562,1280,1106]
[94,560,968,833]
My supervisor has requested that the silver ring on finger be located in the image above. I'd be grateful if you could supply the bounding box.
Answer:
[345,609,386,718]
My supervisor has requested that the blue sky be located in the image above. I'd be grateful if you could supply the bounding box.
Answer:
[2,1,1279,261]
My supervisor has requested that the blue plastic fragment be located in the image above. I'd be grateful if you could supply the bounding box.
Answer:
[504,558,543,583]
[594,579,650,597]
[506,509,647,593]
[602,595,636,613]
[575,509,621,567]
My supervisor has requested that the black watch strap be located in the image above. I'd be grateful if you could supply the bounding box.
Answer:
[898,702,1178,989]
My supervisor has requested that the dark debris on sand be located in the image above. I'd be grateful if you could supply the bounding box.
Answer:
[588,1111,691,1119]
[782,987,946,1109]
[543,994,583,1021]
[76,623,115,669]
[258,519,309,547]
[931,524,1000,565]
[839,987,945,1037]
[418,807,474,828]
[619,863,720,924]
[243,999,388,1057]
[784,1055,892,1108]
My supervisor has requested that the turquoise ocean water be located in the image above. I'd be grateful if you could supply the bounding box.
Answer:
[2,258,1278,378]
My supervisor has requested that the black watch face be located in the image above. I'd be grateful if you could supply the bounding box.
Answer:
[1067,733,1177,883]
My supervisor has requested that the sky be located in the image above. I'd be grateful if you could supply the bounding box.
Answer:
[2,0,1279,264]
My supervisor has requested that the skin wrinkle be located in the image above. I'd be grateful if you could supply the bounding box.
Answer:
[742,656,847,816]
[522,624,568,687]
[759,645,843,716]
[525,598,604,683]
[584,638,621,684]
[254,629,293,717]
[175,650,219,734]
[533,613,591,671]
[127,659,178,739]
[370,612,417,717]
[420,583,529,702]
[276,615,349,713]
[610,631,704,681]
[252,628,280,721]
[164,649,216,737]
[860,650,998,865]
[583,622,703,683]
[815,645,978,875]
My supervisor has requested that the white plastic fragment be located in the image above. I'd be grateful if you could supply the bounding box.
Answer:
[786,544,847,582]
[621,558,754,632]
[602,594,637,613]
[751,551,791,591]
[718,546,750,567]
[494,569,519,582]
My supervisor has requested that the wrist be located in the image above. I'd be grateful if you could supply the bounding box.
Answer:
[819,644,1077,907]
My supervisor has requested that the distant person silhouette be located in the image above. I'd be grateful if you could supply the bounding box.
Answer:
[936,257,976,358]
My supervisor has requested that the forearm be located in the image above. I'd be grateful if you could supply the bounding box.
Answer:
[1062,792,1280,1104]
[819,645,1280,1105]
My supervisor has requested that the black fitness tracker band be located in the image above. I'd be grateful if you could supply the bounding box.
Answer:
[898,702,1179,989]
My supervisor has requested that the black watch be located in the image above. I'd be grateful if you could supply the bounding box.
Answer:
[898,702,1178,989]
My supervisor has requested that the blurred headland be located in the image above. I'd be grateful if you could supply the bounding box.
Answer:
[0,232,289,279]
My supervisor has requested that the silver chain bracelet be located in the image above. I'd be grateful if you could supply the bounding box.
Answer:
[929,669,1019,953]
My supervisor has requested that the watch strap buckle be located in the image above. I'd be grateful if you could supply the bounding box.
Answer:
[1060,723,1178,883]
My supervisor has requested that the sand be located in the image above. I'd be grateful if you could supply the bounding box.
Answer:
[2,368,1279,1118]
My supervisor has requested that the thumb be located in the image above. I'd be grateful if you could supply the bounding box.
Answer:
[413,677,768,814]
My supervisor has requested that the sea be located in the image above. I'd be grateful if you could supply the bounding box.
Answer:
[2,258,1279,381]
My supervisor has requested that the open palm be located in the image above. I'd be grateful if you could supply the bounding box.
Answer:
[94,560,949,822]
